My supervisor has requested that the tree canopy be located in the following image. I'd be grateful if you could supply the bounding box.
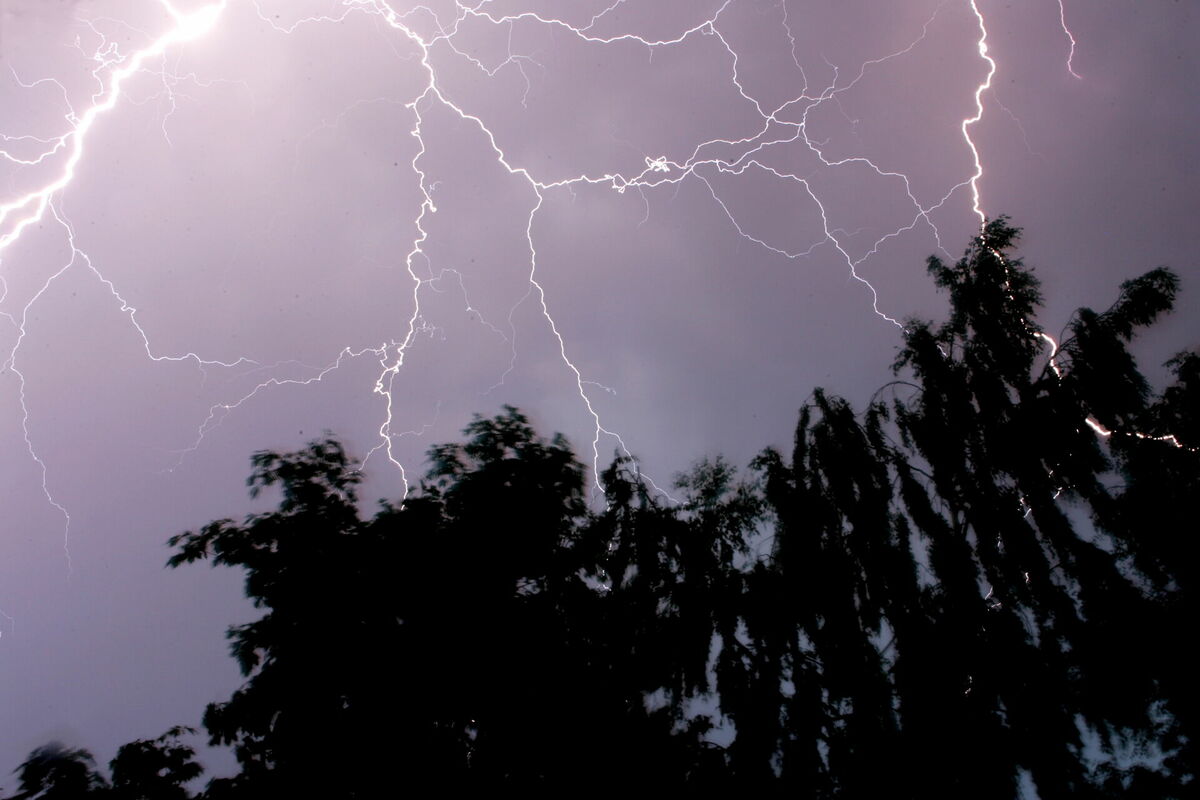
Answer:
[8,218,1195,798]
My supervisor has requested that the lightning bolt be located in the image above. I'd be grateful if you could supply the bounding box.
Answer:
[0,0,1153,585]
[0,1,229,251]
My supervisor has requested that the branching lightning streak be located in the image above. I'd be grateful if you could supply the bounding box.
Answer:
[1,0,1152,575]
[0,1,229,251]
[228,0,680,497]
[5,201,77,573]
[348,0,986,484]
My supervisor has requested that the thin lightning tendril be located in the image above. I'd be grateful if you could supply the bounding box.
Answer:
[1058,0,1082,80]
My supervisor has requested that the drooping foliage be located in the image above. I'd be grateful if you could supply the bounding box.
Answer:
[877,219,1188,796]
[9,220,1195,798]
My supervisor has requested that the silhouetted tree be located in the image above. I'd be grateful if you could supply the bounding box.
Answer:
[128,217,1193,797]
[728,217,1195,797]
[166,437,382,797]
[109,727,202,800]
[378,406,594,785]
[8,743,108,799]
[752,390,917,795]
[890,219,1191,796]
[578,453,765,787]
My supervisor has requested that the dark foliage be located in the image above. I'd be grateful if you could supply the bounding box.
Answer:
[9,220,1194,798]
[109,727,203,800]
[8,743,108,799]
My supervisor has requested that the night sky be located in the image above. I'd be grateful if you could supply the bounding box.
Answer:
[1,0,1197,784]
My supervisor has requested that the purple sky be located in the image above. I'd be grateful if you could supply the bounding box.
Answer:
[1,0,1197,784]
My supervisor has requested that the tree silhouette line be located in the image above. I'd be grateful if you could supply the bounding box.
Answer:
[7,218,1196,798]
